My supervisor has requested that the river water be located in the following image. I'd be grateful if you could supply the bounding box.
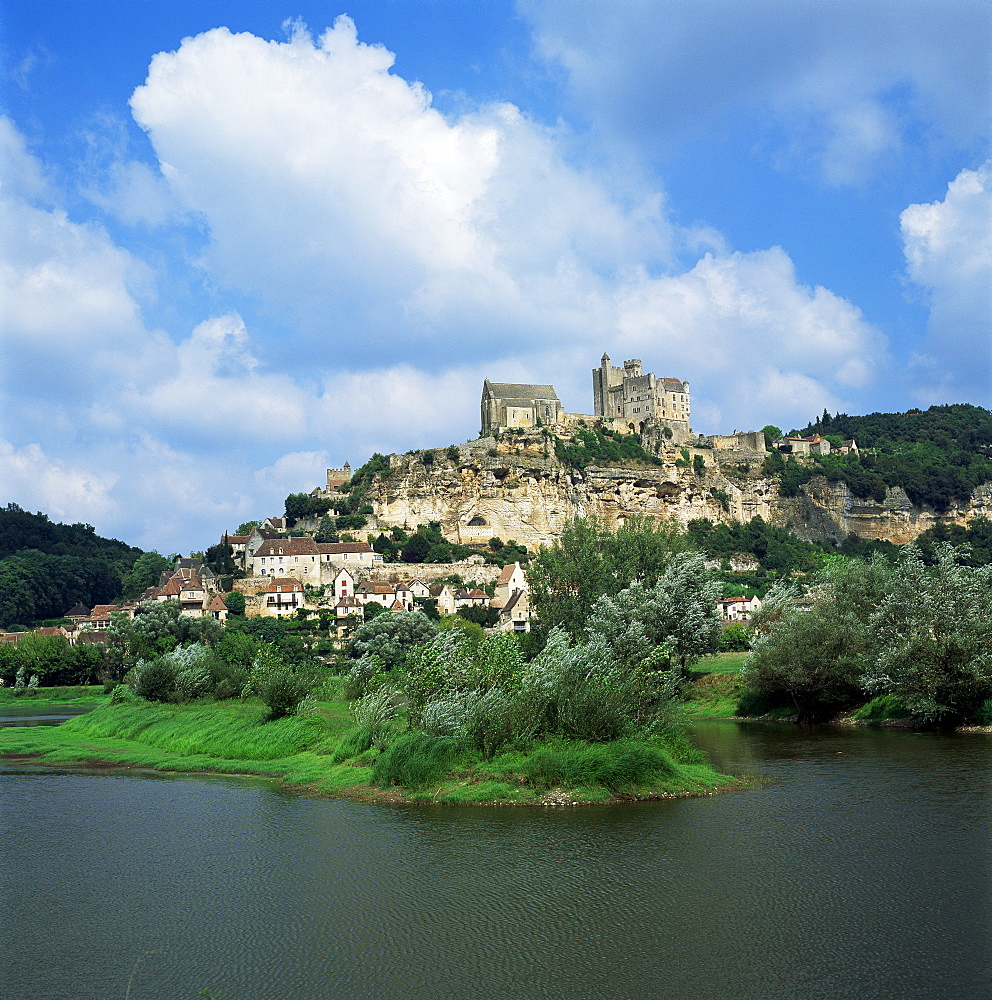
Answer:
[1,716,989,1000]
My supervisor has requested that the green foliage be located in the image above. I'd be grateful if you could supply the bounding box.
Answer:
[761,425,782,448]
[693,454,706,476]
[865,544,992,725]
[108,600,224,675]
[122,551,173,599]
[236,521,261,536]
[284,492,335,524]
[742,544,992,725]
[851,694,910,722]
[372,731,460,787]
[446,445,461,462]
[720,624,752,652]
[520,739,678,791]
[744,558,895,721]
[204,542,237,577]
[457,604,500,628]
[346,610,439,671]
[223,614,310,663]
[223,590,246,617]
[688,516,827,574]
[245,645,320,720]
[766,404,992,510]
[0,502,145,627]
[526,515,695,638]
[350,687,398,748]
[555,425,662,469]
[915,517,992,567]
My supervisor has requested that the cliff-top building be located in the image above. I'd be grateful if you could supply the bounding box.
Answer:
[481,380,563,436]
[592,354,690,433]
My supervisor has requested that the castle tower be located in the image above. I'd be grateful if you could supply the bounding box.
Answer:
[592,353,623,416]
[326,462,351,492]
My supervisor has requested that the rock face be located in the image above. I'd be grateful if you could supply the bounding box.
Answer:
[363,435,992,550]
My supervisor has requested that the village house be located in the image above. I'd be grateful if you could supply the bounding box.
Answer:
[493,562,527,606]
[718,595,762,622]
[775,434,831,456]
[332,567,356,601]
[252,536,321,582]
[430,583,457,617]
[262,578,305,617]
[498,590,533,632]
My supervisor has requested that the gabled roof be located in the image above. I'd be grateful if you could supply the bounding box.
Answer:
[390,599,405,611]
[497,563,521,586]
[317,542,374,555]
[336,596,362,608]
[265,577,304,592]
[64,603,91,618]
[206,595,227,611]
[483,380,560,403]
[502,590,522,614]
[255,536,320,557]
[225,535,249,545]
[76,631,108,645]
[89,604,117,618]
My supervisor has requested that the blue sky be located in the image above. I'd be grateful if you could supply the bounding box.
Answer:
[1,0,990,554]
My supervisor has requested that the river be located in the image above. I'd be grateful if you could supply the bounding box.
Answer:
[1,715,989,1000]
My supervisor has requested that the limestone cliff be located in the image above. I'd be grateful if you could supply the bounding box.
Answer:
[360,432,992,550]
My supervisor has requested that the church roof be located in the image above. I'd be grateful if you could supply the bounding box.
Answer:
[484,381,560,402]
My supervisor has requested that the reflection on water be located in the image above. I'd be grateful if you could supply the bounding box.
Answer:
[1,722,989,1000]
[0,704,99,727]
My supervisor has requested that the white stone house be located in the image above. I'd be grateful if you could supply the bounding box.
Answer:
[494,562,527,606]
[718,595,762,622]
[261,578,305,618]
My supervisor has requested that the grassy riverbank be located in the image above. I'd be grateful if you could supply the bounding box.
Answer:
[0,685,110,706]
[0,696,735,805]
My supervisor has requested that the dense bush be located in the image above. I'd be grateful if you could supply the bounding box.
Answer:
[741,544,992,725]
[372,731,461,787]
[555,426,662,470]
[245,645,321,720]
[520,740,678,791]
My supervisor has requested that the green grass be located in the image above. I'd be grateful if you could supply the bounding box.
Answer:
[691,652,749,676]
[851,694,911,723]
[0,685,110,706]
[685,672,744,718]
[0,694,738,805]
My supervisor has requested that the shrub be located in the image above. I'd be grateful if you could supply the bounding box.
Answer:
[372,731,460,788]
[344,655,385,700]
[521,740,678,791]
[332,725,375,762]
[245,646,320,720]
[131,656,178,702]
[351,686,397,748]
[110,683,139,705]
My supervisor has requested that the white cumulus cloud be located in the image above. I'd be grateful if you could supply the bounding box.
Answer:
[901,161,992,403]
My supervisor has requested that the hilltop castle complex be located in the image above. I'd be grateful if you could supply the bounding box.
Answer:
[480,352,691,437]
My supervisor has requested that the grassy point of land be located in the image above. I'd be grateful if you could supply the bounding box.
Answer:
[0,685,111,706]
[0,697,738,806]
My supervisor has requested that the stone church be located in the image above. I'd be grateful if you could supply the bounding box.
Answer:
[480,380,564,436]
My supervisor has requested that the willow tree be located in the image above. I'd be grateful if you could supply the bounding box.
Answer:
[526,516,695,638]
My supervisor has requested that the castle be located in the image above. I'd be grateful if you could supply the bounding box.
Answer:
[592,354,690,433]
[479,353,691,437]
